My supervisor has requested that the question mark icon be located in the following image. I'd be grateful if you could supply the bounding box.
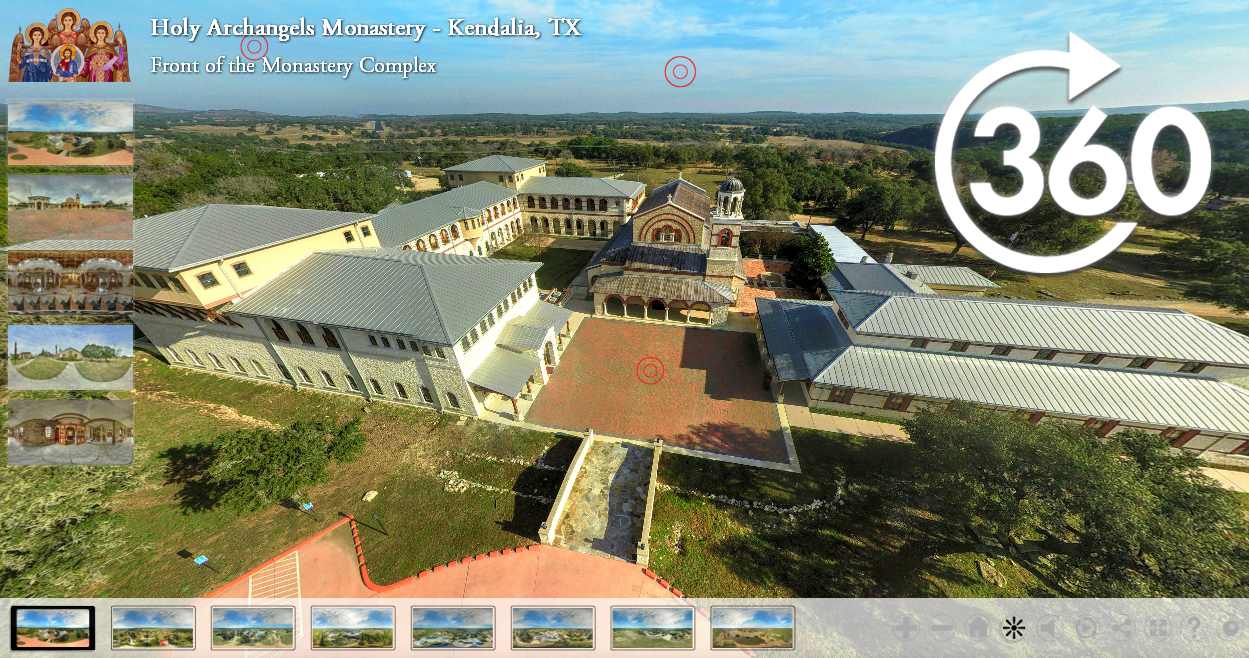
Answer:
[1188,616,1202,639]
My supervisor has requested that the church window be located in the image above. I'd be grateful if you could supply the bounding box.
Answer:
[441,229,450,243]
[297,367,312,383]
[321,370,336,387]
[395,382,409,399]
[421,386,434,403]
[232,261,253,277]
[370,378,384,394]
[322,328,341,349]
[429,234,439,248]
[450,225,459,238]
[196,271,220,289]
[416,239,426,251]
[447,392,461,408]
[343,230,355,243]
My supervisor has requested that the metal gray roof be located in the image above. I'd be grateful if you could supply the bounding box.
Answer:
[6,239,133,252]
[590,274,734,304]
[813,344,1249,435]
[468,347,539,398]
[811,226,876,263]
[822,263,936,295]
[519,177,645,198]
[829,290,1249,365]
[131,205,371,272]
[589,225,635,267]
[444,155,545,173]
[625,243,707,275]
[227,249,540,344]
[372,182,516,248]
[496,301,571,353]
[756,297,850,381]
[886,264,999,289]
[635,179,711,222]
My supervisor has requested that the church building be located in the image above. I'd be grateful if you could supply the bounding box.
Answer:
[584,177,747,325]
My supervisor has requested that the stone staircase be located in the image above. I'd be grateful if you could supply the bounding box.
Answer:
[550,442,654,561]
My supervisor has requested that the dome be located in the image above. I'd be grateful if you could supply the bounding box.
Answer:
[719,177,744,193]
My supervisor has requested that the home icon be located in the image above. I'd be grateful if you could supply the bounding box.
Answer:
[967,615,991,640]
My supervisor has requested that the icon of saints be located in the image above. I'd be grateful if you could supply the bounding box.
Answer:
[10,23,54,82]
[8,8,128,82]
[81,19,128,82]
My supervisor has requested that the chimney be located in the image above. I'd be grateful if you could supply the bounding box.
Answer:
[859,256,868,263]
[883,251,894,264]
[906,270,918,279]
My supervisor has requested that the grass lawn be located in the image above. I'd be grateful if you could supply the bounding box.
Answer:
[17,357,68,380]
[80,353,573,597]
[648,428,1048,598]
[74,359,133,382]
[491,245,594,290]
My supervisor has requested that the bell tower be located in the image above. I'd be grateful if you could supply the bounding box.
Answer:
[714,176,745,219]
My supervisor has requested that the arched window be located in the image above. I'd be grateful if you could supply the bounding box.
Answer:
[428,234,439,249]
[441,229,450,243]
[420,386,433,403]
[718,228,734,247]
[252,360,269,377]
[297,366,312,383]
[321,370,336,387]
[370,378,384,395]
[539,197,548,209]
[345,374,360,391]
[600,220,608,234]
[229,356,246,373]
[566,219,573,231]
[403,244,412,250]
[415,239,426,251]
[599,199,608,211]
[395,382,409,399]
[493,207,499,219]
[295,324,315,345]
[574,198,583,210]
[321,327,341,349]
[531,217,538,229]
[562,198,570,210]
[527,196,535,208]
[271,319,289,342]
[576,219,583,232]
[542,217,550,229]
[446,392,460,408]
[450,225,460,238]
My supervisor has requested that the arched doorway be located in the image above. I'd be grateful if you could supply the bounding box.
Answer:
[689,303,712,325]
[604,296,624,316]
[625,297,645,319]
[647,299,667,321]
[669,301,689,323]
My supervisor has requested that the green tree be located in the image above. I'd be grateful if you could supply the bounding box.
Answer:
[552,161,593,177]
[905,403,1249,597]
[785,234,835,293]
[740,168,800,221]
[844,178,923,239]
[207,418,366,511]
[1165,205,1249,313]
[80,344,117,359]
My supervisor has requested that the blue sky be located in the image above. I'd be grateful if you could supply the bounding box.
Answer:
[412,607,493,629]
[6,1,1247,115]
[9,175,134,206]
[8,100,133,132]
[712,607,794,629]
[512,607,593,629]
[16,608,90,628]
[312,607,394,629]
[212,607,294,628]
[9,324,133,355]
[612,607,693,629]
[112,607,194,630]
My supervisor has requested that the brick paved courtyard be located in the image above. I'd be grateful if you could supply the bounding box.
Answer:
[526,318,788,462]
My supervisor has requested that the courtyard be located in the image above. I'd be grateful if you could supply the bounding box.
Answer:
[525,318,789,463]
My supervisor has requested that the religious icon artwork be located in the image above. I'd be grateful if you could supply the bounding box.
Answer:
[9,8,128,82]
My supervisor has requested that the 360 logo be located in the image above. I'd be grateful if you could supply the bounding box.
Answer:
[936,33,1212,274]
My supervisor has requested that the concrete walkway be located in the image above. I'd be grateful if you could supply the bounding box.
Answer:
[548,238,607,251]
[8,360,133,390]
[787,404,1249,494]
